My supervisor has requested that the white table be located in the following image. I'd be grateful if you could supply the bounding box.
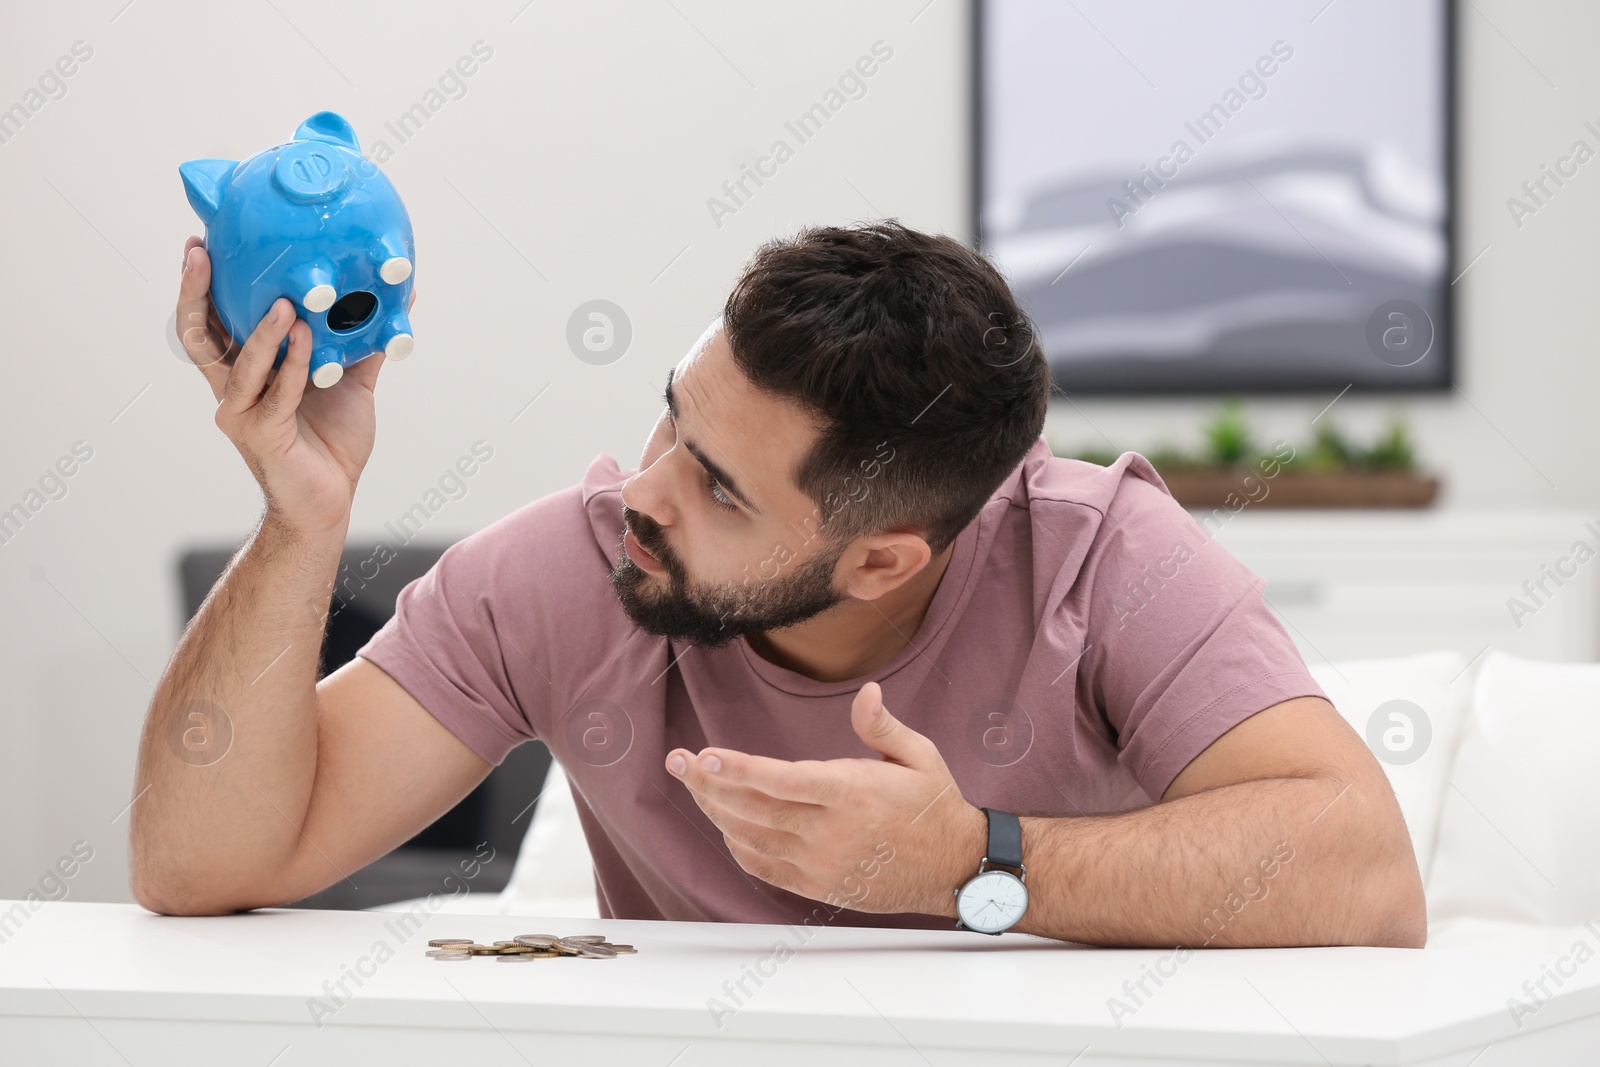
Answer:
[1,901,1597,1065]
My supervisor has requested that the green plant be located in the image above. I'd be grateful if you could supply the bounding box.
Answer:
[1362,416,1415,470]
[1306,420,1352,473]
[1203,398,1253,466]
[1144,442,1201,469]
[1268,445,1304,473]
[1049,402,1422,475]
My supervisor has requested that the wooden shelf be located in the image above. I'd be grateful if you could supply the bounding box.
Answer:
[1158,469,1441,508]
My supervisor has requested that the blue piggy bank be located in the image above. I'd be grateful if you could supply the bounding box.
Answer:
[179,110,415,388]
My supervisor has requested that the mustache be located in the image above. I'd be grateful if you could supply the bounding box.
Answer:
[621,506,672,563]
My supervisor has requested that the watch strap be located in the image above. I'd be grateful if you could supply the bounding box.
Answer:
[983,807,1023,871]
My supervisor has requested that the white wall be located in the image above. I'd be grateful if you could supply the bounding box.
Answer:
[0,0,1592,902]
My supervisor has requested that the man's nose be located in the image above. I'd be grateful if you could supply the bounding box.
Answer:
[621,470,672,528]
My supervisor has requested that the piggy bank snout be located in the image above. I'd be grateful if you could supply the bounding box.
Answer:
[272,142,351,204]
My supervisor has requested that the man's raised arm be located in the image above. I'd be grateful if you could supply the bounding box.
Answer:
[130,239,488,915]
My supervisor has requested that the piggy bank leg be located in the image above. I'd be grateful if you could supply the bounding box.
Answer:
[287,258,339,314]
[310,346,345,388]
[376,307,414,362]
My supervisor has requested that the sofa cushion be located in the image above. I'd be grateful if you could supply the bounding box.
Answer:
[1427,650,1600,926]
[1307,650,1473,884]
[500,758,602,918]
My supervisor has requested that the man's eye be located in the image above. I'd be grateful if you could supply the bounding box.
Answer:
[705,473,738,512]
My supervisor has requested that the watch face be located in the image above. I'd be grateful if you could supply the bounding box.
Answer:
[957,870,1027,933]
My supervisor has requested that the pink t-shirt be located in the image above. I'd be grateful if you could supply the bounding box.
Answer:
[356,436,1327,929]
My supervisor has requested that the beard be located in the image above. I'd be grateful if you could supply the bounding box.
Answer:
[610,505,849,649]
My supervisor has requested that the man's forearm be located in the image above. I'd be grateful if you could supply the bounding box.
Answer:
[130,510,347,914]
[996,776,1426,948]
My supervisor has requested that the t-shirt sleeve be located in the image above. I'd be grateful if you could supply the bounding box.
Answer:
[1074,458,1330,801]
[355,529,540,767]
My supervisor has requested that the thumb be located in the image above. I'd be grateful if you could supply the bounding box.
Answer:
[851,681,931,767]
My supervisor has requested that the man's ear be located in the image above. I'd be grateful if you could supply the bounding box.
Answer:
[839,530,934,600]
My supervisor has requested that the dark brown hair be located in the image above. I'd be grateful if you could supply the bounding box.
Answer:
[722,219,1051,556]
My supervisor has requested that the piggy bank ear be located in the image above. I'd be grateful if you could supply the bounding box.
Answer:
[179,158,238,224]
[294,111,361,153]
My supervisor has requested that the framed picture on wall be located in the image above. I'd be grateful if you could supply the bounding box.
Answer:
[974,0,1456,394]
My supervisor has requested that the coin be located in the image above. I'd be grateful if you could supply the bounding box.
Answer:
[514,934,560,947]
[424,933,638,961]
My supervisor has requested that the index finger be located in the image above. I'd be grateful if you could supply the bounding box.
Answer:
[680,748,843,806]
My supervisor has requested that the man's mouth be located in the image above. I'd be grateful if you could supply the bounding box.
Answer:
[624,527,666,573]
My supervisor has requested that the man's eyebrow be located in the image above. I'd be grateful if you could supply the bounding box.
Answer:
[662,367,762,516]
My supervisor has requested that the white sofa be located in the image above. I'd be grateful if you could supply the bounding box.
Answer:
[376,648,1600,951]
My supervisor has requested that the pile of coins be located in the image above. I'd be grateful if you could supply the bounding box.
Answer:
[425,934,637,962]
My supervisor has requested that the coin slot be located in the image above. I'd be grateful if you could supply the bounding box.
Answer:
[325,290,377,332]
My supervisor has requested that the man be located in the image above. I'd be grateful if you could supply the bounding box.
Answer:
[133,221,1425,949]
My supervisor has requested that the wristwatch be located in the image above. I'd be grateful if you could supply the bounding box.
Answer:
[953,807,1028,935]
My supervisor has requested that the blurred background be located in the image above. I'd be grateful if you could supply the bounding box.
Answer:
[0,0,1596,906]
